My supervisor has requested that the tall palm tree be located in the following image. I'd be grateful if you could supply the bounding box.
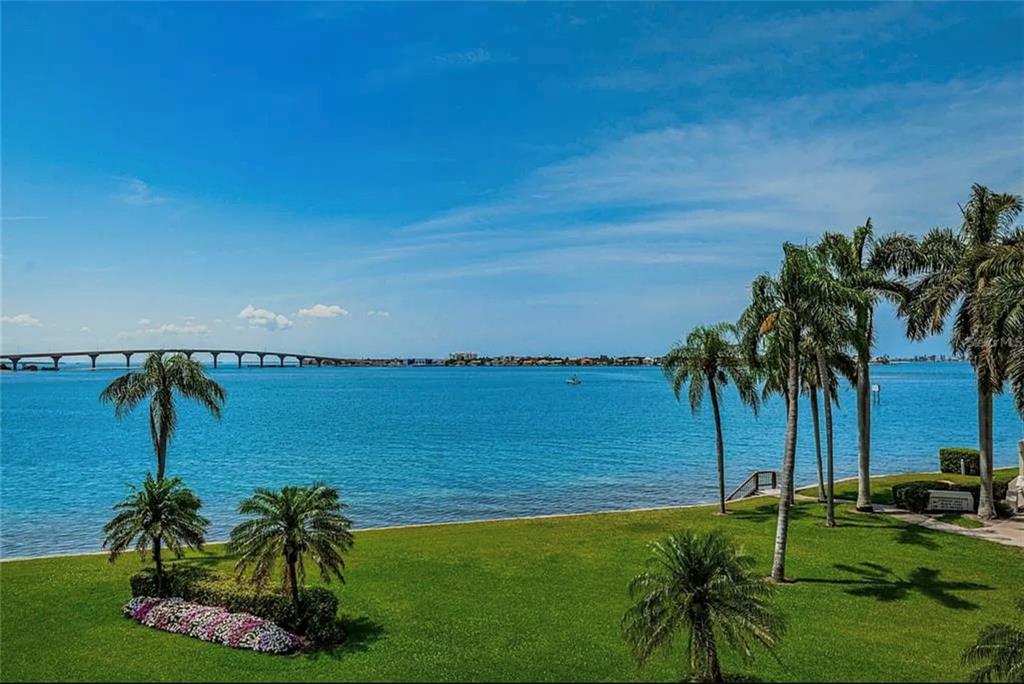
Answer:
[622,530,785,683]
[229,483,354,610]
[740,244,861,581]
[961,597,1024,683]
[102,474,209,595]
[901,185,1022,519]
[100,352,226,480]
[662,323,760,515]
[817,220,915,511]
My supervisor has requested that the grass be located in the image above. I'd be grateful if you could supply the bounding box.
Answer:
[934,514,985,529]
[797,467,1018,505]
[1,477,1022,682]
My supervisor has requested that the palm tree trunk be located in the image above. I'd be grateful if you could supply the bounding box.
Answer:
[691,615,722,683]
[156,430,168,481]
[855,338,873,512]
[771,331,800,582]
[818,353,837,528]
[153,538,164,596]
[287,558,301,611]
[708,382,727,515]
[809,385,824,501]
[977,375,996,519]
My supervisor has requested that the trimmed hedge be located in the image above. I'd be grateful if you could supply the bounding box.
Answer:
[892,479,1011,514]
[939,447,980,475]
[130,566,345,645]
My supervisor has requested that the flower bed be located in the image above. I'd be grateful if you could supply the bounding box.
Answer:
[123,596,305,654]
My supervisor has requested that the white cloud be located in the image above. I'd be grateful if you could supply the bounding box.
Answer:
[1,313,41,327]
[148,323,210,335]
[298,303,350,318]
[80,326,91,333]
[137,318,151,326]
[115,177,167,205]
[238,304,294,331]
[367,310,390,317]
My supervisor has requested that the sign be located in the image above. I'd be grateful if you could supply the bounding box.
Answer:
[926,490,974,512]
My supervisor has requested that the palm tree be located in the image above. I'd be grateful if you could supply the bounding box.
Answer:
[229,483,354,610]
[662,323,760,515]
[102,474,209,595]
[980,229,1024,416]
[739,244,861,581]
[961,597,1024,683]
[622,530,785,683]
[817,220,915,511]
[901,185,1022,519]
[100,352,226,481]
[815,344,856,527]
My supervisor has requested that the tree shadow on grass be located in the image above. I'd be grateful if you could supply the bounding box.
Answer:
[726,501,813,525]
[893,523,942,551]
[304,616,386,660]
[799,562,990,610]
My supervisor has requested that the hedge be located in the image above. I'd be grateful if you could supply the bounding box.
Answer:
[892,479,1011,514]
[939,447,980,475]
[130,566,345,645]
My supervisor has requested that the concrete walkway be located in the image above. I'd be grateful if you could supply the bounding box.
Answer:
[871,504,1024,549]
[761,489,1024,549]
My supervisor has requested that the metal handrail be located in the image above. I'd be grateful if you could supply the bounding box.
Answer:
[726,470,779,501]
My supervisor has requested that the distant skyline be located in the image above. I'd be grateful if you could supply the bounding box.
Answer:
[2,2,1023,357]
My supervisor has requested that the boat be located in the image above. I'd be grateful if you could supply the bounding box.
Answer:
[566,374,582,385]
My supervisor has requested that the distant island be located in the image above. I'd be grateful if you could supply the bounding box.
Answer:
[871,353,964,365]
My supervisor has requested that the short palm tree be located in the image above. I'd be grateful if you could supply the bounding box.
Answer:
[962,598,1024,683]
[623,530,785,683]
[739,244,862,580]
[901,185,1022,518]
[229,483,354,610]
[100,352,226,480]
[662,323,759,515]
[102,474,209,595]
[817,220,914,511]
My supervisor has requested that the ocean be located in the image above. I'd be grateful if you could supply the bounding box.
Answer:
[1,362,1020,558]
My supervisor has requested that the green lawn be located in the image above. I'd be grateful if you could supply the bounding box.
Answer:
[798,467,1018,505]
[934,514,985,529]
[1,481,1022,682]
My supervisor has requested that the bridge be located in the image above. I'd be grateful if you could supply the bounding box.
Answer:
[0,348,355,371]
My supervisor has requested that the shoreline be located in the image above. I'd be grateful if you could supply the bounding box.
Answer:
[0,470,939,563]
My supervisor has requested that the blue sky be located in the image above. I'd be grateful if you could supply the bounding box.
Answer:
[2,2,1022,357]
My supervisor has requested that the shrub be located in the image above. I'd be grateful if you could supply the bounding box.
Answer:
[130,567,345,645]
[939,447,980,475]
[892,483,933,513]
[123,596,304,654]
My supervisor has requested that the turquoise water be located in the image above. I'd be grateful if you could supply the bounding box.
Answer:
[1,362,1021,558]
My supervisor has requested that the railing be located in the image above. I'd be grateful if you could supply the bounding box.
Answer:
[726,470,779,502]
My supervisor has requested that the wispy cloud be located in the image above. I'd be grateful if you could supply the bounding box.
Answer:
[148,322,210,335]
[367,310,390,317]
[0,215,46,222]
[365,46,512,87]
[114,177,168,205]
[371,74,1022,288]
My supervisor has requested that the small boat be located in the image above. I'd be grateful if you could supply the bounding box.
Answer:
[566,374,582,385]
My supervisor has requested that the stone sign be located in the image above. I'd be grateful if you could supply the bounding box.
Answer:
[926,490,974,513]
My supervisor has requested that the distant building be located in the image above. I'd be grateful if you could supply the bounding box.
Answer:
[449,352,478,362]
